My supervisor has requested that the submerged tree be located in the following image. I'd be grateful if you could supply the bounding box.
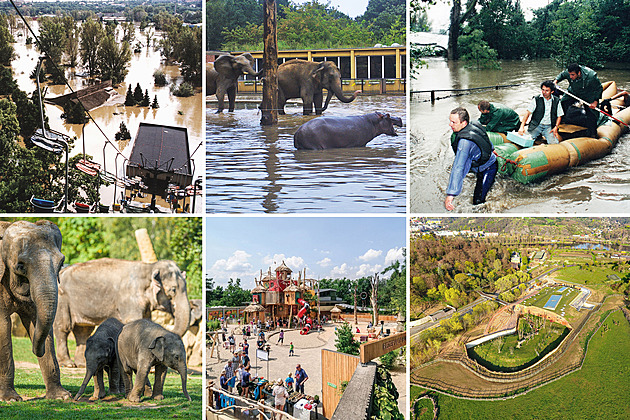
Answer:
[80,18,104,77]
[97,34,131,84]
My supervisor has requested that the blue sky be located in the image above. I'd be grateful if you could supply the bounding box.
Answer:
[206,217,405,288]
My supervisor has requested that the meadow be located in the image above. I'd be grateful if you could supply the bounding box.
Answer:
[0,337,202,420]
[412,310,630,419]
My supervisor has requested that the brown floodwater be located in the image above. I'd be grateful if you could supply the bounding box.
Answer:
[11,21,203,212]
[410,58,630,213]
[205,95,406,213]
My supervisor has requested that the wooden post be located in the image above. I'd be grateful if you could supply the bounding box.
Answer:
[353,282,358,325]
[261,0,278,126]
[370,273,379,326]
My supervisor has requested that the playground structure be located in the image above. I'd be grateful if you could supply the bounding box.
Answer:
[245,261,321,330]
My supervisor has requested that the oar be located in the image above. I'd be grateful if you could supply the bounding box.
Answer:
[555,85,629,127]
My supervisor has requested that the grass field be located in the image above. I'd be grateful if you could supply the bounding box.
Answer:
[0,337,202,419]
[468,318,569,370]
[552,265,621,286]
[521,285,579,319]
[414,309,630,419]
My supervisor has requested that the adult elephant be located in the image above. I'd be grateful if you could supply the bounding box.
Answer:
[207,53,262,113]
[54,258,190,368]
[0,220,70,401]
[278,59,361,115]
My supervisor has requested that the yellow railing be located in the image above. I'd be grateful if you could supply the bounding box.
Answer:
[236,78,406,95]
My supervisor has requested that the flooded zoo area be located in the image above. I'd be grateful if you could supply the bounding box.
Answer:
[11,21,203,212]
[410,58,630,214]
[206,94,406,213]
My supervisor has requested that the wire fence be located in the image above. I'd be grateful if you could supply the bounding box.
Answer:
[411,304,620,399]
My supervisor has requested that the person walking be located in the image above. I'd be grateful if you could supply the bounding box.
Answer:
[277,329,284,344]
[289,342,294,357]
[294,364,308,394]
[444,107,497,211]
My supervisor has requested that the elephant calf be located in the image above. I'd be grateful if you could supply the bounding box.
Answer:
[74,318,125,401]
[118,319,191,402]
[294,111,404,150]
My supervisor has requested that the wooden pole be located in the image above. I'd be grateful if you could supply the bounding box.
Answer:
[261,0,278,126]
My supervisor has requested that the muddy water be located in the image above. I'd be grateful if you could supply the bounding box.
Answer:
[11,22,203,211]
[206,95,406,213]
[410,58,630,213]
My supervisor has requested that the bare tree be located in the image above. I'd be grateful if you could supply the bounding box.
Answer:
[370,273,379,327]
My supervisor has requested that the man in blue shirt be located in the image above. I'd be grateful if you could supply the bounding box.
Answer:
[295,364,309,394]
[445,107,498,211]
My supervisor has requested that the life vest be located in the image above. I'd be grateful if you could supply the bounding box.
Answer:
[451,120,493,168]
[530,95,560,130]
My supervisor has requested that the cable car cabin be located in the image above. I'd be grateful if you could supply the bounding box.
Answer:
[125,123,193,196]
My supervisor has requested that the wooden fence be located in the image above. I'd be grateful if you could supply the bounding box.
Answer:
[321,349,360,418]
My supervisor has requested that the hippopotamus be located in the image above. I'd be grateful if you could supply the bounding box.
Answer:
[293,112,404,150]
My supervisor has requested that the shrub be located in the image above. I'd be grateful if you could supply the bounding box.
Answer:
[170,82,194,97]
[153,70,167,86]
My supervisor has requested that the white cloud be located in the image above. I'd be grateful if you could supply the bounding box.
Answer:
[356,263,383,278]
[211,250,252,272]
[330,263,351,278]
[317,257,332,268]
[262,254,305,272]
[384,247,404,265]
[359,248,382,261]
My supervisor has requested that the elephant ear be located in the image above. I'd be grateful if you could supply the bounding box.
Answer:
[151,268,163,296]
[0,221,9,280]
[241,53,255,68]
[107,337,117,356]
[214,55,238,78]
[149,336,165,362]
[311,62,326,81]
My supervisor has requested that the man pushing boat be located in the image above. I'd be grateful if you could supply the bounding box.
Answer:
[554,63,603,137]
[444,107,497,211]
[518,80,564,144]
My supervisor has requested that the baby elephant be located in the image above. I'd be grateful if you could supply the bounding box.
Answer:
[293,111,404,150]
[117,319,191,402]
[74,318,124,401]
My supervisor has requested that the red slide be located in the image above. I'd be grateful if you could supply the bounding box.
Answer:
[297,299,312,335]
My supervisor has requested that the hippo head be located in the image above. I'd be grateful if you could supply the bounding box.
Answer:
[375,112,404,136]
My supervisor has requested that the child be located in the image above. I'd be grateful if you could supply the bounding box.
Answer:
[289,342,294,357]
[285,372,294,391]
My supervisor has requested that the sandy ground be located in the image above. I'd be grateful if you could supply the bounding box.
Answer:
[207,320,406,417]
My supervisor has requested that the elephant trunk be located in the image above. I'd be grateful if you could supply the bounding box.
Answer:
[179,361,191,401]
[74,368,95,400]
[243,63,262,78]
[171,292,191,337]
[330,79,359,104]
[322,88,334,112]
[30,262,59,357]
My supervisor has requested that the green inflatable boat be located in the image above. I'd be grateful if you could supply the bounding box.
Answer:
[489,81,630,184]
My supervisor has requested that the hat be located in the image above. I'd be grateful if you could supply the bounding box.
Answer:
[277,378,284,385]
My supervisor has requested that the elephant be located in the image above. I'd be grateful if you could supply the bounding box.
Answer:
[54,258,190,368]
[207,52,262,113]
[0,220,70,402]
[74,318,125,401]
[278,59,361,115]
[117,319,191,402]
[294,112,404,150]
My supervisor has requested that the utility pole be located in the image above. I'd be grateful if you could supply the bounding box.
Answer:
[261,0,278,126]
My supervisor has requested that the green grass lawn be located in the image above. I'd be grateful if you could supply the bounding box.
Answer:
[553,265,620,286]
[0,337,202,419]
[468,318,568,371]
[419,310,630,419]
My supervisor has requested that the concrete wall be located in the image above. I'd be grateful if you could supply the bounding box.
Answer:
[331,363,377,420]
[465,327,518,349]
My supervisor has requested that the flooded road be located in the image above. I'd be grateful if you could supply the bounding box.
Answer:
[11,22,203,211]
[206,95,406,213]
[410,58,630,213]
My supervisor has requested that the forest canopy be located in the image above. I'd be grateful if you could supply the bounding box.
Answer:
[207,0,406,51]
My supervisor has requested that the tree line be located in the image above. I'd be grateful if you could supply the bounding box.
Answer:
[412,0,630,68]
[207,0,405,51]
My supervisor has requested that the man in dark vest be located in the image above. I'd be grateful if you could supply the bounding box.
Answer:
[518,80,564,144]
[554,63,602,138]
[445,107,497,211]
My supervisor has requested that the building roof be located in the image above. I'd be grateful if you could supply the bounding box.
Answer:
[275,261,292,273]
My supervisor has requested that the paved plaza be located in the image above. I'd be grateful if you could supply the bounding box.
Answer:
[207,320,406,416]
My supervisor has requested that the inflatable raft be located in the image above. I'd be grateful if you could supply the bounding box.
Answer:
[490,81,630,184]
